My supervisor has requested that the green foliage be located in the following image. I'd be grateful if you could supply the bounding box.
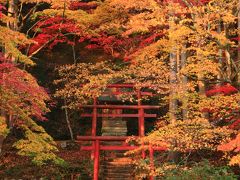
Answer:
[13,122,65,166]
[0,24,35,66]
[4,166,22,177]
[162,161,238,180]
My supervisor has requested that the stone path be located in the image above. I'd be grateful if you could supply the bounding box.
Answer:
[101,109,135,180]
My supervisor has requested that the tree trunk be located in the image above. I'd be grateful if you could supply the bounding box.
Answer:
[0,113,7,155]
[168,8,178,123]
[198,74,209,119]
[62,45,78,141]
[7,0,19,31]
[181,46,188,120]
[238,0,240,85]
[217,22,222,86]
[64,99,74,141]
[169,51,178,123]
[0,0,19,153]
[197,17,209,119]
[168,13,179,161]
[0,135,4,154]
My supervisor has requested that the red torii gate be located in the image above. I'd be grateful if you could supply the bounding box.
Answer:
[76,84,166,180]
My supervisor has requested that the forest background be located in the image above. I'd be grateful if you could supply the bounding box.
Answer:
[0,0,240,179]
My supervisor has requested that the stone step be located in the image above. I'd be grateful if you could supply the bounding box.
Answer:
[101,143,124,147]
[102,129,127,133]
[101,152,135,179]
[106,161,132,166]
[102,165,133,171]
[104,164,132,169]
[104,166,133,172]
[106,162,132,166]
[102,126,127,129]
[102,152,129,159]
[104,176,133,179]
[102,123,127,126]
[104,165,132,169]
[101,169,133,175]
[103,169,133,174]
[102,164,132,168]
[101,133,127,136]
[102,157,131,162]
[103,150,127,154]
[104,172,133,176]
[102,121,127,126]
[102,125,127,130]
[104,176,134,180]
[103,161,132,165]
[102,127,128,132]
[103,158,130,162]
[103,166,133,172]
[101,111,131,179]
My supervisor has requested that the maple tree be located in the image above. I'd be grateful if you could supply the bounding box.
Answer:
[0,0,240,178]
[0,0,67,165]
[54,0,240,177]
[55,0,239,121]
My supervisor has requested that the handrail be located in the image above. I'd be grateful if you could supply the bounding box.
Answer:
[78,105,160,109]
[80,113,157,118]
[77,136,134,141]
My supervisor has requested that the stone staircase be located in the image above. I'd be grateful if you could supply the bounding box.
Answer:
[100,109,135,180]
[101,151,134,180]
[101,110,127,136]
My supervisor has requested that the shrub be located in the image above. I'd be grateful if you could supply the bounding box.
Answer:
[162,160,238,180]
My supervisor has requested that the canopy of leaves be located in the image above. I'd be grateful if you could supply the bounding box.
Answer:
[128,118,232,153]
[0,0,239,173]
[55,58,169,108]
[0,0,64,165]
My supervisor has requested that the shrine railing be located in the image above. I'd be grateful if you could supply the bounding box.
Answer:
[76,136,167,180]
[77,84,164,180]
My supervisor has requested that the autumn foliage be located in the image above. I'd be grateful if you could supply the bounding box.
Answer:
[53,0,240,175]
[0,0,239,178]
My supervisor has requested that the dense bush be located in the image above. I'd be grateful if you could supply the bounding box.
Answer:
[162,161,238,180]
